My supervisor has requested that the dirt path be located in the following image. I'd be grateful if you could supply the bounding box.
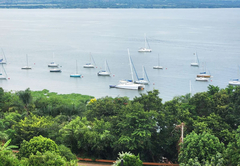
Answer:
[78,161,112,166]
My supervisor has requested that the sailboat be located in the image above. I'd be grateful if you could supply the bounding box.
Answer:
[83,53,95,68]
[48,53,59,67]
[98,60,111,76]
[0,48,7,64]
[0,64,7,80]
[135,66,150,85]
[191,52,199,67]
[153,54,163,69]
[138,34,152,52]
[196,62,211,78]
[110,50,145,90]
[229,66,240,86]
[21,54,32,69]
[70,60,81,77]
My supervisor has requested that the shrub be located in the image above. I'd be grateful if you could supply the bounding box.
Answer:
[22,151,77,166]
[18,135,59,158]
[58,144,77,161]
[113,152,143,166]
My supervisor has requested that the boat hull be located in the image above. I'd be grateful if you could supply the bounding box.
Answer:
[83,65,94,68]
[229,81,240,86]
[48,64,59,67]
[98,71,110,76]
[70,74,81,77]
[115,81,145,90]
[153,66,163,69]
[50,69,61,72]
[138,48,152,52]
[196,77,209,81]
[22,66,32,69]
[191,63,199,66]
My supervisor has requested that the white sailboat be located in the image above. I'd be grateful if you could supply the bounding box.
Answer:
[153,54,163,69]
[98,60,111,76]
[229,66,240,86]
[138,34,152,52]
[191,52,199,67]
[48,53,59,67]
[110,50,145,90]
[70,60,81,77]
[83,53,95,68]
[0,48,7,64]
[135,66,150,85]
[196,62,211,78]
[21,54,32,69]
[0,64,7,79]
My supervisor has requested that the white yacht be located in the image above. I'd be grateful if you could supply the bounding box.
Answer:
[22,54,32,70]
[110,50,145,90]
[138,34,152,52]
[98,60,111,76]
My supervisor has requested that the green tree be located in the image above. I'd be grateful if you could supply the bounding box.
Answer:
[13,114,54,144]
[224,125,240,165]
[16,88,33,116]
[18,135,59,158]
[179,131,224,164]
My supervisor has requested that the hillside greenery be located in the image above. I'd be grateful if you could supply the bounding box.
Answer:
[1,86,240,165]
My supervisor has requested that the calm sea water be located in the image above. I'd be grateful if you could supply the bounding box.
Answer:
[0,9,240,102]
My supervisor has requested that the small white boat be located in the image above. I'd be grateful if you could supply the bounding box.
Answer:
[229,79,240,86]
[115,80,145,90]
[48,53,59,67]
[50,68,61,72]
[83,53,96,68]
[111,49,145,90]
[153,54,163,69]
[98,60,111,76]
[229,66,240,86]
[191,52,199,67]
[135,66,150,85]
[22,54,32,70]
[196,77,209,81]
[0,48,7,64]
[0,64,7,79]
[138,34,152,52]
[70,60,81,77]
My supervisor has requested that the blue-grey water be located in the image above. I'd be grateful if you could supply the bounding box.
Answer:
[0,9,240,102]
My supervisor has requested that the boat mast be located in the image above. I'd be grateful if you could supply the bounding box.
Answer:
[26,54,28,67]
[1,48,7,63]
[76,60,78,74]
[144,33,147,48]
[128,49,134,82]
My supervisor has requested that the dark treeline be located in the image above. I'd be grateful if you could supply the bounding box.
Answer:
[1,85,240,165]
[0,0,240,8]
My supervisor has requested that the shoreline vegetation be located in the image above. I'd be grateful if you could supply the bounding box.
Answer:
[0,0,240,9]
[1,85,240,165]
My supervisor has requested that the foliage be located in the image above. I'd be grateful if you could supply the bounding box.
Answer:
[22,151,77,166]
[13,114,54,144]
[179,152,224,166]
[0,150,20,166]
[224,125,240,165]
[58,144,77,161]
[113,151,142,166]
[179,132,224,164]
[0,139,18,151]
[18,135,59,158]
